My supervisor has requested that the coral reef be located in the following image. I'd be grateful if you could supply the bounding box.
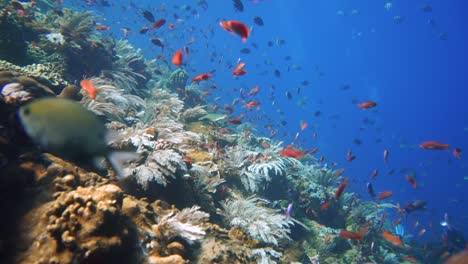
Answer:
[0,5,433,264]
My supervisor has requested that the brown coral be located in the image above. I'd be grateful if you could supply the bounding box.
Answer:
[17,184,133,264]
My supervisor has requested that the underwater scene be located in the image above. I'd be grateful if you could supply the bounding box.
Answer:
[0,0,467,263]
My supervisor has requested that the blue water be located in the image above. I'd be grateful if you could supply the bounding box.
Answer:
[73,0,467,243]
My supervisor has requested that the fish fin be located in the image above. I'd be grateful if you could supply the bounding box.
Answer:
[107,151,139,178]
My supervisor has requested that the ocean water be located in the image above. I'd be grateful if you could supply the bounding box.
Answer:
[10,0,467,261]
[87,0,468,238]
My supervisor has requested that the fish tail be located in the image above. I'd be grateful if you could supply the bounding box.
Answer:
[107,151,139,178]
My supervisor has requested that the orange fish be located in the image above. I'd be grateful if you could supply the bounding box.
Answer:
[382,230,404,247]
[95,25,111,31]
[419,141,450,150]
[245,100,260,109]
[377,190,393,201]
[151,19,166,29]
[453,148,462,158]
[249,85,260,96]
[321,200,332,211]
[371,168,379,179]
[405,175,417,188]
[339,228,367,241]
[300,121,308,131]
[192,73,212,83]
[358,101,377,109]
[233,62,247,76]
[80,79,99,99]
[172,49,183,66]
[219,20,250,42]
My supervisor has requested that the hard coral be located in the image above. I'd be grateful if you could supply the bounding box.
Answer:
[0,60,67,87]
[17,184,133,264]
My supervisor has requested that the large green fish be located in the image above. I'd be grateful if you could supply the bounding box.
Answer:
[18,97,132,175]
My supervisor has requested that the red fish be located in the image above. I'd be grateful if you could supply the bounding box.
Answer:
[151,19,166,29]
[280,148,305,159]
[405,175,417,188]
[168,23,175,30]
[371,169,379,179]
[300,121,308,131]
[377,191,393,201]
[453,148,462,158]
[228,118,242,125]
[192,73,212,83]
[419,141,450,150]
[383,149,389,163]
[321,200,332,211]
[358,101,377,109]
[382,230,404,247]
[335,177,349,200]
[233,62,247,76]
[80,79,99,99]
[172,49,183,66]
[339,228,367,241]
[219,20,250,42]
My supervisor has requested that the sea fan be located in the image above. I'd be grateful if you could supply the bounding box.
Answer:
[239,169,269,193]
[222,146,252,174]
[220,196,293,246]
[154,206,209,244]
[122,148,187,188]
[181,105,208,122]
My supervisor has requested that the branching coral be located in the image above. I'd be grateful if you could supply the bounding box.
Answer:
[0,60,67,86]
[220,196,293,246]
[153,206,209,244]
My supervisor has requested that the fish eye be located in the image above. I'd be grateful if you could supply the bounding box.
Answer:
[22,107,30,116]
